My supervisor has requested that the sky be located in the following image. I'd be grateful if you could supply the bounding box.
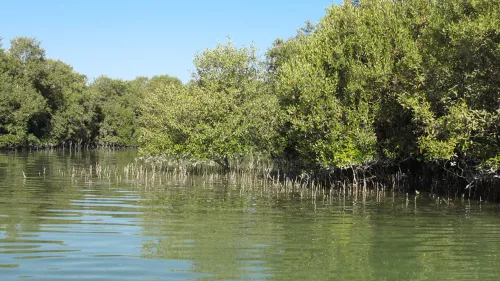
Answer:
[1,0,341,83]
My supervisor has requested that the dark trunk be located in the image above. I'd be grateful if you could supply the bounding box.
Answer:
[214,155,230,172]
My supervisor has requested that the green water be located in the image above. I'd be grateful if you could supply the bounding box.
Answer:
[1,150,500,280]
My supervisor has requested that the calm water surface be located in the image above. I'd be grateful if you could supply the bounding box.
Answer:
[1,150,500,280]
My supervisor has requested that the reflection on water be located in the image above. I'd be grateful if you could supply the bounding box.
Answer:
[0,149,500,280]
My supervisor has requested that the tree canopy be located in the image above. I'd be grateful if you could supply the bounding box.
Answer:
[1,0,499,185]
[0,38,180,148]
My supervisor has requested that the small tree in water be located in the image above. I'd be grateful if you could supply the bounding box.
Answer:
[139,40,279,170]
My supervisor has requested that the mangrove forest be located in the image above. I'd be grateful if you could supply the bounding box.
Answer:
[1,0,500,198]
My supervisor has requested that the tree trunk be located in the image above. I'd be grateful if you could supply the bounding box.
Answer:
[214,155,230,172]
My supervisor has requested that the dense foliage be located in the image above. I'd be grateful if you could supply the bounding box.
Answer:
[139,42,279,168]
[271,0,500,182]
[2,0,499,186]
[0,37,180,148]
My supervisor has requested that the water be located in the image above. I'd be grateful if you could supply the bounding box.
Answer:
[1,150,500,280]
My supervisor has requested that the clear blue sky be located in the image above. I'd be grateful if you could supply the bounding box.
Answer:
[1,0,341,83]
